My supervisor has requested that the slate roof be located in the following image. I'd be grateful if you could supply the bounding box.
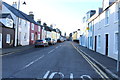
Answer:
[0,13,12,19]
[53,29,56,32]
[0,22,5,27]
[3,2,38,25]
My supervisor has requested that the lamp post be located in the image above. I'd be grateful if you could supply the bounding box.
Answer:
[16,0,26,46]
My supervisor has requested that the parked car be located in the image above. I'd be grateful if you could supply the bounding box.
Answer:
[52,39,57,45]
[34,40,49,47]
[45,38,54,45]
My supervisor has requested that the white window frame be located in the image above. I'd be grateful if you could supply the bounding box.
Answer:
[38,26,40,32]
[31,33,34,40]
[25,21,27,27]
[90,36,92,47]
[19,18,22,25]
[105,9,109,25]
[114,32,118,54]
[38,34,40,40]
[24,33,27,41]
[31,23,34,30]
[114,3,119,23]
[98,35,101,48]
[6,34,10,43]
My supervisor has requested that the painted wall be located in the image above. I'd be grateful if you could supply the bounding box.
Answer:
[93,2,118,60]
[2,4,18,46]
[29,23,41,44]
[2,27,15,48]
[2,4,30,46]
[18,18,30,46]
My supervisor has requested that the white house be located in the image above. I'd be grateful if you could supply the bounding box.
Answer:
[2,2,30,46]
[87,0,118,60]
[80,10,96,48]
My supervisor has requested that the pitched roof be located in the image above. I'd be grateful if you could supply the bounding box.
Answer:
[0,13,12,19]
[0,22,6,27]
[3,2,38,25]
[44,26,53,31]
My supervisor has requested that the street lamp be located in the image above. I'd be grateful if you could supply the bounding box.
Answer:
[16,0,26,46]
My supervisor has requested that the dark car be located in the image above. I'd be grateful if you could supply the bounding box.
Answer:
[34,40,49,47]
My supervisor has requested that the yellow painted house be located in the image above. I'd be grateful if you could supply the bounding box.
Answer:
[72,31,77,40]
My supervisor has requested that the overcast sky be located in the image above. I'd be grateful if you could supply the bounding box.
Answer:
[3,0,102,36]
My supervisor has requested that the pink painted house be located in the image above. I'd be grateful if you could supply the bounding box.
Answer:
[29,23,41,45]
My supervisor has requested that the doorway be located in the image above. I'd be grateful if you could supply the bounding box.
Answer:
[94,36,97,52]
[0,33,2,48]
[105,34,108,56]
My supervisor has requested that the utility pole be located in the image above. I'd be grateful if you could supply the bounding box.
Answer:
[117,0,120,76]
[16,0,26,46]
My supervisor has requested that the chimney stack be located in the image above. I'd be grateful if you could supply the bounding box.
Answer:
[29,11,34,19]
[37,19,41,25]
[12,2,17,9]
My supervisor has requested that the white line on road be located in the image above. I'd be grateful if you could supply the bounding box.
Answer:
[49,72,58,79]
[56,46,59,49]
[23,55,44,69]
[80,75,93,80]
[48,49,55,54]
[43,71,50,79]
[70,73,73,80]
[2,52,15,56]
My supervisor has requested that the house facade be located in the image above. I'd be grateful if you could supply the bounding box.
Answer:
[0,13,15,48]
[92,1,118,60]
[29,23,41,45]
[80,0,119,60]
[2,2,30,46]
[80,10,96,48]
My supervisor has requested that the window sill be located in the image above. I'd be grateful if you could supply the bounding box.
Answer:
[114,21,118,24]
[104,24,109,27]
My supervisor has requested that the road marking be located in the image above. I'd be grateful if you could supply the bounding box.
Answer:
[80,75,93,80]
[70,73,73,80]
[49,72,58,79]
[23,55,44,69]
[49,72,64,79]
[1,52,15,56]
[71,43,110,80]
[48,49,55,54]
[56,46,59,49]
[43,71,50,79]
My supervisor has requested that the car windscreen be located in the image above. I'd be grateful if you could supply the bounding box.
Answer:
[45,38,51,40]
[36,40,43,42]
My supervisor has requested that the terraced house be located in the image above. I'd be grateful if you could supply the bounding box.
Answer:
[80,0,119,60]
[2,2,42,46]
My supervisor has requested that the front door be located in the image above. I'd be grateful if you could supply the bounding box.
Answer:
[0,33,2,48]
[105,34,108,56]
[94,36,97,52]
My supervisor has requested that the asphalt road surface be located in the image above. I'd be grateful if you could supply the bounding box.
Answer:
[2,41,110,80]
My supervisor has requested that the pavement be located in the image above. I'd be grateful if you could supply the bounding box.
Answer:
[73,42,120,79]
[0,45,34,55]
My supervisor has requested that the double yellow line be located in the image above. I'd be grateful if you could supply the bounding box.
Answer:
[71,43,110,80]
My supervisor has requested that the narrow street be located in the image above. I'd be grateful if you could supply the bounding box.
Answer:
[2,41,110,79]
